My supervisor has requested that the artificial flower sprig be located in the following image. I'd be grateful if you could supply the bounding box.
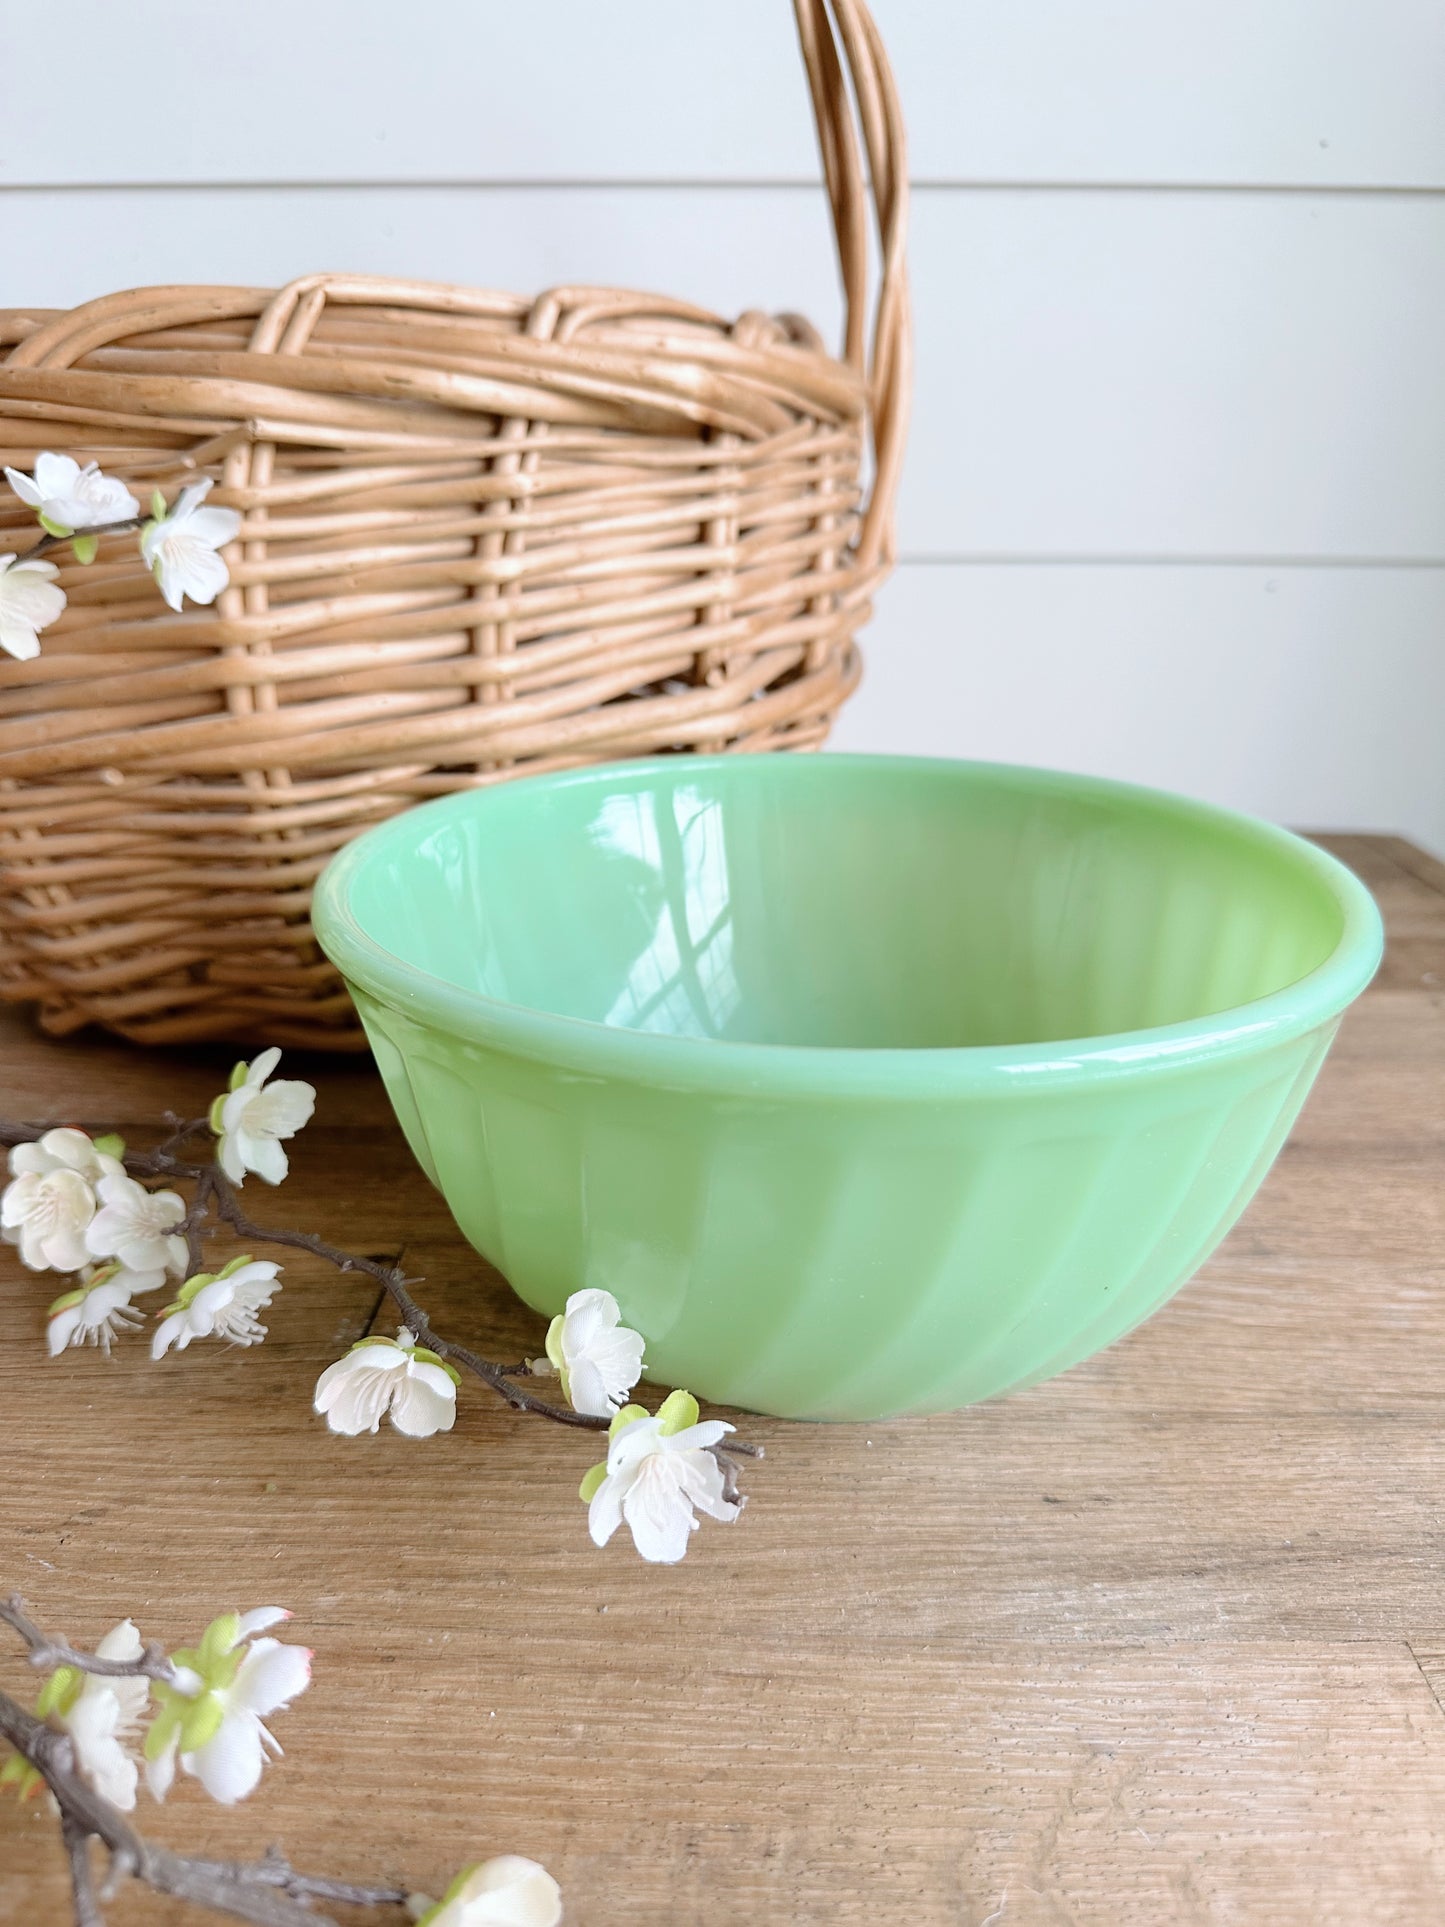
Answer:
[0,450,242,660]
[0,1591,563,1927]
[0,1052,756,1565]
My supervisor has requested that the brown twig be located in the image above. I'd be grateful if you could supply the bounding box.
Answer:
[62,1810,106,1927]
[0,1595,179,1688]
[18,514,146,563]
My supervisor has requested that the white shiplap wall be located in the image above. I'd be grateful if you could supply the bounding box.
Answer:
[3,0,1443,850]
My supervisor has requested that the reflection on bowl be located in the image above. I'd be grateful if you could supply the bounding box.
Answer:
[312,755,1383,1422]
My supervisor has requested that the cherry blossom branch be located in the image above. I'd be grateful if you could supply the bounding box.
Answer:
[208,1167,608,1432]
[2,453,242,667]
[0,1687,397,1926]
[1,1597,419,1927]
[0,1118,601,1428]
[0,1119,762,1467]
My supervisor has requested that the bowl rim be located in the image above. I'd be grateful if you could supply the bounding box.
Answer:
[311,754,1385,1100]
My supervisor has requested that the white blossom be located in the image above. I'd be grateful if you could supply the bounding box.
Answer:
[211,1047,316,1186]
[583,1390,740,1565]
[85,1170,187,1276]
[37,1620,150,1811]
[140,479,241,612]
[47,1262,164,1356]
[152,1256,282,1357]
[2,1130,122,1273]
[544,1288,645,1418]
[146,1608,310,1806]
[314,1330,459,1439]
[0,554,66,661]
[413,1857,563,1927]
[4,453,140,536]
[7,1128,123,1187]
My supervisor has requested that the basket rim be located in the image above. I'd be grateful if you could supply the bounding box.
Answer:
[311,752,1384,1100]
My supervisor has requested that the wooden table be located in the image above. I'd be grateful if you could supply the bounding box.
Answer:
[1,834,1442,1926]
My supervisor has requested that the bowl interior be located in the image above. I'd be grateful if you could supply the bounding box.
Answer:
[334,757,1353,1051]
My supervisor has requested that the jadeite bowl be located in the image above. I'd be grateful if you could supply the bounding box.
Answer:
[312,755,1383,1422]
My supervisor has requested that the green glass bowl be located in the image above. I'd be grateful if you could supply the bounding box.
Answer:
[312,755,1382,1422]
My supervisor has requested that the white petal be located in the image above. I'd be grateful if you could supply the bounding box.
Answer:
[587,1468,628,1550]
[145,1733,177,1801]
[152,555,186,614]
[337,1370,396,1434]
[312,1357,358,1410]
[245,1079,315,1139]
[47,1306,80,1355]
[172,478,214,518]
[226,1259,281,1291]
[237,1129,289,1185]
[168,538,231,607]
[315,1346,402,1400]
[0,1173,36,1223]
[185,504,242,547]
[564,1354,618,1419]
[84,1204,130,1258]
[92,1169,139,1210]
[660,1418,733,1454]
[16,1222,48,1269]
[42,1219,95,1273]
[561,1288,618,1354]
[151,1311,191,1359]
[315,1360,395,1433]
[234,1608,291,1641]
[86,1277,141,1320]
[450,1857,563,1927]
[183,1277,236,1332]
[584,1326,645,1403]
[389,1366,457,1438]
[5,555,61,583]
[33,453,81,498]
[621,1460,697,1564]
[115,1264,167,1295]
[0,559,67,629]
[232,1639,311,1719]
[5,467,42,507]
[65,1696,139,1811]
[217,1130,248,1184]
[94,1619,143,1664]
[186,1713,266,1805]
[676,1447,740,1525]
[605,1413,667,1474]
[0,619,41,661]
[247,1047,282,1085]
[46,1128,116,1179]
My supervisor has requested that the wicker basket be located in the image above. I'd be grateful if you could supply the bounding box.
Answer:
[0,0,908,1050]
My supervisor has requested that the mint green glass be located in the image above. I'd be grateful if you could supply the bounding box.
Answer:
[312,755,1383,1422]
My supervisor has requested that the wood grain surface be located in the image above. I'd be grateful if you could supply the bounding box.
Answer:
[0,833,1441,1925]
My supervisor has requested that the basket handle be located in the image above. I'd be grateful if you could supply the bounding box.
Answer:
[792,0,911,573]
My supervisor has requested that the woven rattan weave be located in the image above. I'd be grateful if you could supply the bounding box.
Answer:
[0,0,908,1048]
